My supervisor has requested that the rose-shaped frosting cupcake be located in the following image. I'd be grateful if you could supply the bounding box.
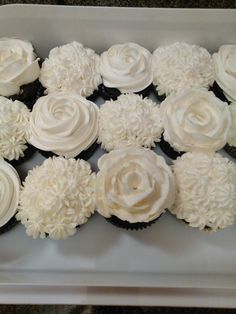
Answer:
[100,43,153,93]
[28,92,99,158]
[213,45,236,102]
[0,159,20,231]
[96,148,176,224]
[170,152,236,231]
[39,42,101,97]
[98,94,162,151]
[16,157,96,240]
[152,42,214,96]
[0,38,40,97]
[228,102,236,147]
[160,89,231,153]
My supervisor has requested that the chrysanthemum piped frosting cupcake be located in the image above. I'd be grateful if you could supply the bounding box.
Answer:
[96,148,176,230]
[99,43,153,100]
[16,157,96,240]
[212,45,236,103]
[39,42,101,101]
[98,94,162,151]
[0,159,20,234]
[225,102,236,158]
[0,97,34,166]
[170,152,236,231]
[0,38,41,109]
[152,42,214,101]
[159,89,231,159]
[28,92,99,160]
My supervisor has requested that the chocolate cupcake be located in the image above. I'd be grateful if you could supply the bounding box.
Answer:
[39,41,101,100]
[0,159,20,234]
[96,147,176,230]
[225,102,236,158]
[16,157,96,240]
[159,89,231,159]
[99,43,153,100]
[98,94,162,151]
[170,152,236,231]
[28,92,99,160]
[152,42,214,101]
[0,38,41,109]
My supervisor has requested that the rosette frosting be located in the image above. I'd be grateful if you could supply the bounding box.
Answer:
[0,97,30,161]
[171,152,236,231]
[100,43,152,93]
[28,92,99,158]
[213,45,236,102]
[160,89,231,153]
[0,159,20,227]
[228,102,236,146]
[0,38,40,97]
[152,42,214,96]
[39,42,102,97]
[96,148,176,223]
[16,157,96,240]
[98,94,162,151]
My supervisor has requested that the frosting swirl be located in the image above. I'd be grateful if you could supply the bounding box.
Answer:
[0,160,20,227]
[28,92,99,158]
[98,94,162,151]
[152,42,214,96]
[100,43,152,93]
[228,102,236,146]
[16,157,96,240]
[171,152,236,231]
[96,148,176,223]
[39,41,102,97]
[160,89,231,153]
[0,97,30,161]
[213,45,236,102]
[0,38,40,97]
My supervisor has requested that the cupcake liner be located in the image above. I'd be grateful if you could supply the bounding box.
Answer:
[87,89,100,102]
[224,143,236,159]
[105,215,161,231]
[210,81,230,104]
[0,216,19,235]
[7,144,36,167]
[152,85,167,103]
[159,135,184,160]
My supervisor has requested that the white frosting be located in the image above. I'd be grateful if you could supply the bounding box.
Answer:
[100,43,152,93]
[0,97,30,161]
[171,152,236,231]
[96,148,176,223]
[213,45,236,102]
[39,42,102,97]
[228,102,236,146]
[16,157,96,240]
[0,38,40,97]
[0,159,20,227]
[160,89,231,153]
[98,94,162,151]
[28,92,99,158]
[152,42,214,96]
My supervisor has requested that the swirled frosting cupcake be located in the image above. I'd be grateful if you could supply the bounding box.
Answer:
[0,159,20,234]
[170,152,236,231]
[96,148,176,230]
[39,42,101,99]
[99,43,153,100]
[213,45,236,103]
[152,42,214,100]
[225,102,236,158]
[16,157,96,240]
[98,94,162,151]
[159,89,231,159]
[28,92,99,159]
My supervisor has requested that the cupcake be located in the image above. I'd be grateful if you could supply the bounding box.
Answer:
[212,45,236,103]
[28,92,99,160]
[16,156,96,240]
[0,159,20,234]
[225,102,236,158]
[98,94,162,151]
[39,41,101,101]
[99,43,153,100]
[0,96,35,166]
[96,147,176,230]
[152,42,214,101]
[170,152,236,231]
[0,38,41,109]
[159,89,231,159]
